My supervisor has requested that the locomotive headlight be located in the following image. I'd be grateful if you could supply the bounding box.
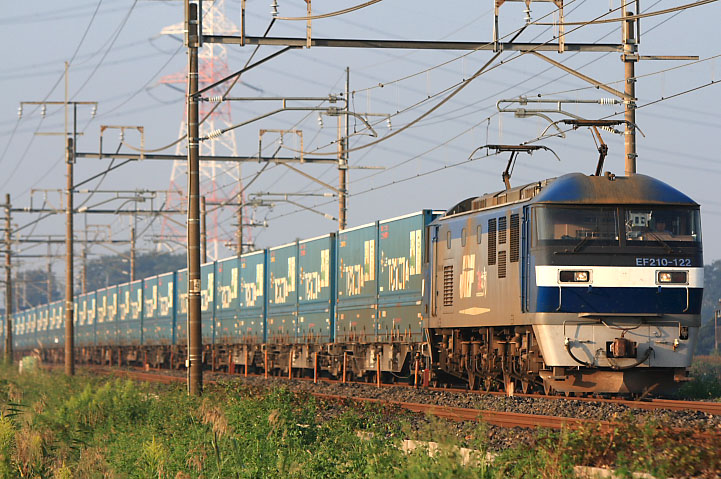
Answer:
[657,271,688,284]
[559,270,590,283]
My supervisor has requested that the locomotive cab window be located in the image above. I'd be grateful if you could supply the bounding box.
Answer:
[533,206,618,247]
[625,208,701,245]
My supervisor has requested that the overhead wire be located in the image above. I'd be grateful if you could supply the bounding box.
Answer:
[120,18,280,154]
[534,0,718,25]
[276,0,383,21]
[261,2,721,225]
[279,0,632,157]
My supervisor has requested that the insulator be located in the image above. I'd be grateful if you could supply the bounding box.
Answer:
[317,113,323,127]
[524,6,532,24]
[207,129,223,139]
[270,0,279,17]
[91,104,97,117]
[17,106,22,119]
[599,98,618,105]
[40,105,46,118]
[386,117,392,130]
[601,126,622,135]
[210,96,223,102]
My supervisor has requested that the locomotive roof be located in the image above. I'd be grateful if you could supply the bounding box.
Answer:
[444,172,697,217]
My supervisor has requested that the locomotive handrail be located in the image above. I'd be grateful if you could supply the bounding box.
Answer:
[555,286,562,311]
[683,287,690,313]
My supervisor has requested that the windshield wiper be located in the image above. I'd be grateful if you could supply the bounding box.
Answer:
[572,229,598,253]
[646,231,674,253]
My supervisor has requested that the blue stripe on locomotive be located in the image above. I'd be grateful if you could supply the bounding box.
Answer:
[533,286,703,314]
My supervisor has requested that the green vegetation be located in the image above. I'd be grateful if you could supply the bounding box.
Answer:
[0,366,719,478]
[699,260,721,355]
[677,355,721,400]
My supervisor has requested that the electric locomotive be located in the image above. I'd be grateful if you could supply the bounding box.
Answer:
[426,172,702,394]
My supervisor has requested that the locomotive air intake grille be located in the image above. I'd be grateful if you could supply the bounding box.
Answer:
[510,214,520,263]
[499,216,507,244]
[488,219,497,265]
[443,265,453,307]
[498,251,507,278]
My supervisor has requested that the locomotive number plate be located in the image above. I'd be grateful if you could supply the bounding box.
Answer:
[635,257,692,267]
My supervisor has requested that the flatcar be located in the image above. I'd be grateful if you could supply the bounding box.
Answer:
[6,172,702,395]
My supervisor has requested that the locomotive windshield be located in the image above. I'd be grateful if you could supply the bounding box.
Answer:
[534,207,618,246]
[625,208,701,244]
[533,206,701,248]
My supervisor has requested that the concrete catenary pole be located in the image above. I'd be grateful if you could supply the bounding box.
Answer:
[186,0,203,395]
[200,196,207,264]
[65,134,75,376]
[4,194,12,364]
[623,5,637,175]
[236,163,243,256]
[338,67,349,230]
[130,226,136,282]
[47,243,53,303]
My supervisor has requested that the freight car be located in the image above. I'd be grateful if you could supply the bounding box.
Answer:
[6,172,702,395]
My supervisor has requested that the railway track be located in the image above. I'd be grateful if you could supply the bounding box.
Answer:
[74,365,720,437]
[60,362,721,416]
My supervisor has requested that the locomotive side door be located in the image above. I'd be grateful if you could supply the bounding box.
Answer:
[521,205,531,312]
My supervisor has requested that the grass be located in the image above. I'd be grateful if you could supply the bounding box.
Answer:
[676,355,721,400]
[0,364,718,478]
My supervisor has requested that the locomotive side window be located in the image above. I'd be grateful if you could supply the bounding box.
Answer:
[625,208,701,244]
[461,228,467,247]
[488,219,497,265]
[446,230,452,249]
[510,214,520,262]
[476,225,482,244]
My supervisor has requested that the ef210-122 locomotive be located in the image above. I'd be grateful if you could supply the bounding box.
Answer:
[8,172,702,395]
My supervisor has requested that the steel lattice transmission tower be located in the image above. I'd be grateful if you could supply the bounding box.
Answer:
[159,0,248,260]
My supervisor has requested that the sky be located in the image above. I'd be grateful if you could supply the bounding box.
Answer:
[2,0,721,279]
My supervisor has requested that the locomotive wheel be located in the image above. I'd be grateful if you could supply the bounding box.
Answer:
[483,377,494,392]
[467,371,479,391]
[543,381,554,396]
[521,380,530,394]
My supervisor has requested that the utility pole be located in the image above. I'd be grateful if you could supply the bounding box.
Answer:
[236,163,243,256]
[130,225,136,282]
[4,194,12,364]
[64,60,76,376]
[338,67,349,230]
[186,0,203,395]
[81,243,87,294]
[47,243,53,303]
[65,132,75,375]
[21,271,27,311]
[20,64,96,376]
[200,196,207,264]
[715,300,721,353]
[623,5,637,175]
